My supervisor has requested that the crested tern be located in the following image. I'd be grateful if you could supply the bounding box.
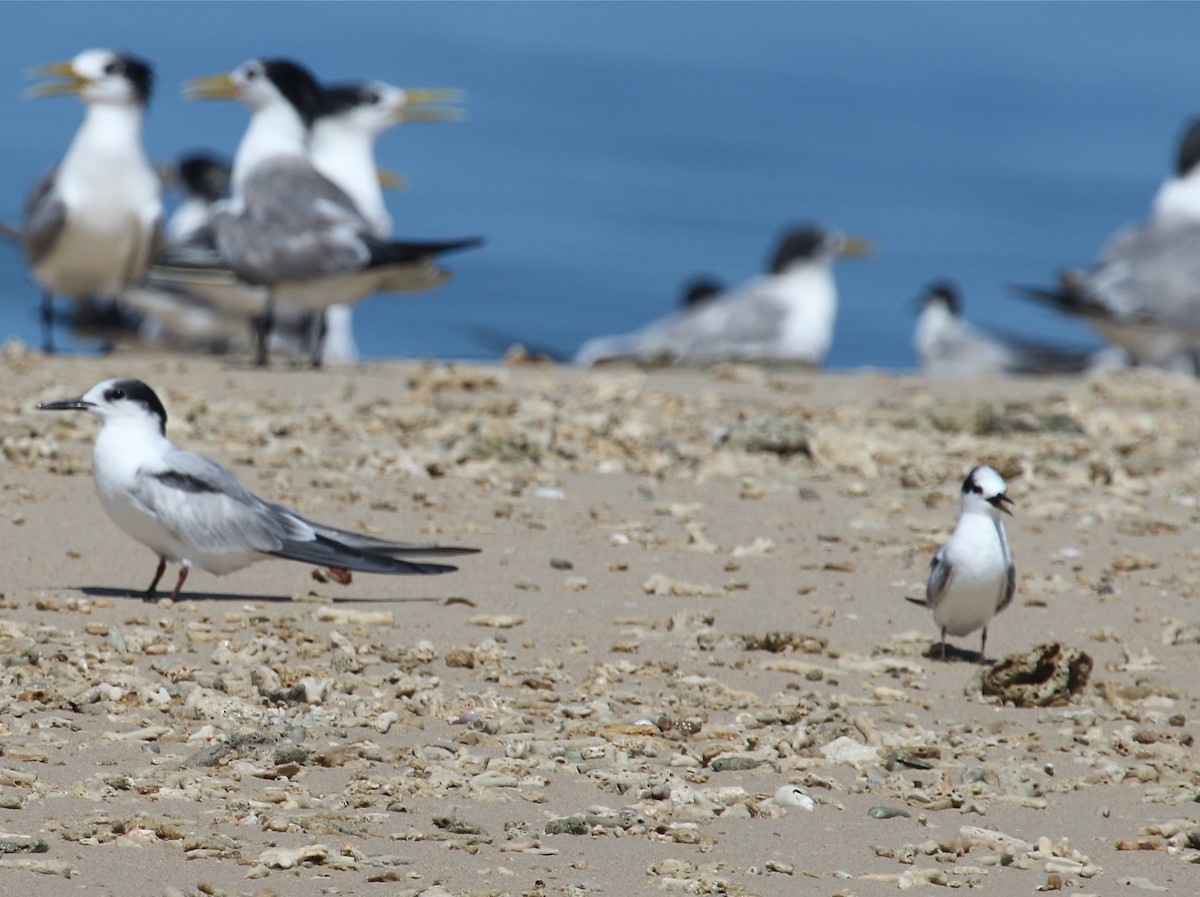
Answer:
[182,58,481,366]
[914,281,1098,377]
[38,378,478,601]
[574,224,870,367]
[20,49,162,352]
[919,465,1016,663]
[1017,119,1200,372]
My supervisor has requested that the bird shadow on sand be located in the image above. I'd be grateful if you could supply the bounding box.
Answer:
[74,586,446,604]
[926,642,996,666]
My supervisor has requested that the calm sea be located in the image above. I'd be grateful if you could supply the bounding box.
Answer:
[2,2,1198,369]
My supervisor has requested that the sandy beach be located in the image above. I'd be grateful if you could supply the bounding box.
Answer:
[0,345,1198,895]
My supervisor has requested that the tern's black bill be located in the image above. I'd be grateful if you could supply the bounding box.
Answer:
[37,398,93,411]
[987,494,1014,515]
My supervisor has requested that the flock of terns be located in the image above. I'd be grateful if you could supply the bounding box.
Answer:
[11,48,481,367]
[8,47,1200,376]
[6,47,1045,658]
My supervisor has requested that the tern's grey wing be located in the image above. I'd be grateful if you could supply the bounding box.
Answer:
[640,284,788,362]
[997,560,1016,614]
[135,450,461,575]
[22,168,66,268]
[924,546,953,610]
[130,449,305,554]
[295,515,480,558]
[1087,221,1200,324]
[213,160,369,285]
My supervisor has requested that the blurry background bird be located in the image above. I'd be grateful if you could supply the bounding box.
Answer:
[574,224,870,367]
[19,48,160,353]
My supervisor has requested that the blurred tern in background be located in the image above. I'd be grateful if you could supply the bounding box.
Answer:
[575,224,870,367]
[180,58,481,366]
[913,281,1101,376]
[19,49,161,352]
[1018,119,1200,373]
[38,377,479,601]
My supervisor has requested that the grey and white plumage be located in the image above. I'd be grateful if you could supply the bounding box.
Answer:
[37,378,478,601]
[1017,221,1200,373]
[921,465,1016,663]
[1017,120,1200,373]
[20,49,162,352]
[574,224,870,367]
[181,58,480,366]
[914,281,1099,377]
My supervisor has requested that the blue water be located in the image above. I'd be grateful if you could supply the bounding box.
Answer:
[2,2,1198,369]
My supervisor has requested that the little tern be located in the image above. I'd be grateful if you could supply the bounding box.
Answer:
[919,465,1016,663]
[38,378,478,601]
[574,224,870,367]
[182,58,481,366]
[21,49,162,352]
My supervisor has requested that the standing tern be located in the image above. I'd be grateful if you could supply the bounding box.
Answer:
[574,224,870,367]
[914,281,1099,377]
[37,378,479,601]
[917,465,1016,663]
[182,58,481,366]
[305,80,464,363]
[20,49,162,352]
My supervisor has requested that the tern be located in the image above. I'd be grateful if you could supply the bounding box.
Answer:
[574,224,870,367]
[181,58,481,366]
[913,281,1098,376]
[38,378,478,601]
[919,465,1016,663]
[1015,119,1200,372]
[20,48,162,353]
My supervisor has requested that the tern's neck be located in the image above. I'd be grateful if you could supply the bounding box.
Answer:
[94,415,170,470]
[310,123,390,236]
[64,103,147,170]
[233,104,309,198]
[1151,173,1200,224]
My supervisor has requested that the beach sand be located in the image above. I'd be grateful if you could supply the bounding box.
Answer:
[0,345,1198,895]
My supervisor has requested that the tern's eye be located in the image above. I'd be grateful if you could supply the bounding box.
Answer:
[104,60,122,76]
[363,89,381,105]
[107,387,125,401]
[244,65,261,81]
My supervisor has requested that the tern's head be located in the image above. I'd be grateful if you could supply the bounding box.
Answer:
[1177,118,1200,179]
[38,378,168,437]
[918,281,962,317]
[170,153,232,204]
[680,276,724,310]
[960,465,1014,517]
[185,58,321,127]
[28,49,153,107]
[769,224,873,275]
[315,82,464,137]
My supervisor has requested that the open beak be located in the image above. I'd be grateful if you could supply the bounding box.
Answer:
[389,88,466,124]
[26,61,88,99]
[839,234,874,259]
[183,72,242,101]
[37,397,94,412]
[988,493,1015,515]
